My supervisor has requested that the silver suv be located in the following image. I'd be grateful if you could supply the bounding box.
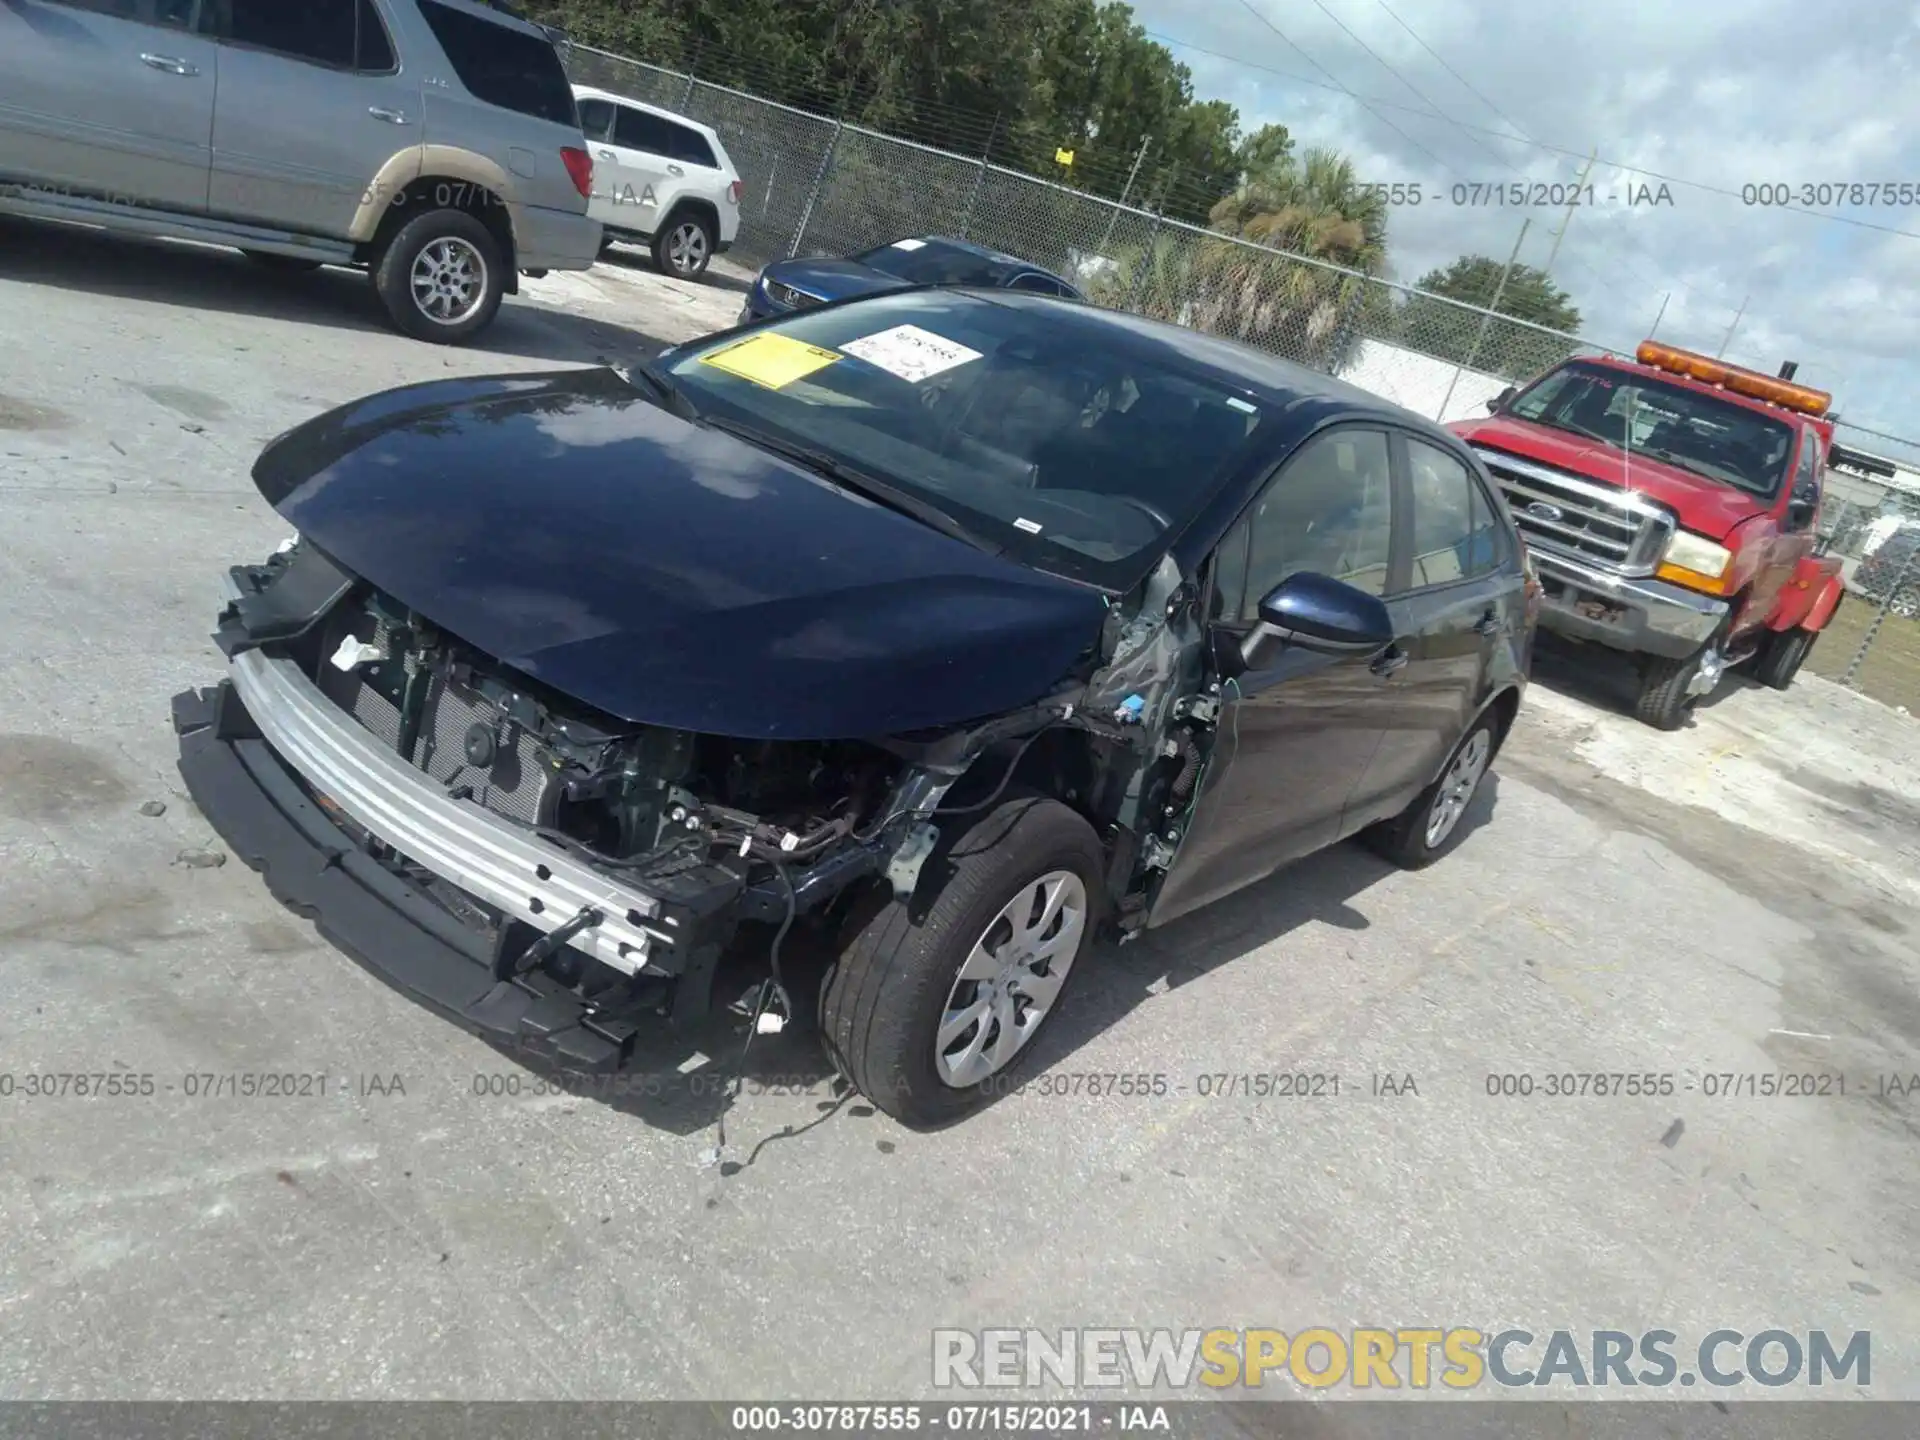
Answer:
[0,0,603,343]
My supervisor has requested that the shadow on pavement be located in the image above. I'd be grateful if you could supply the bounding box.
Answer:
[0,217,665,367]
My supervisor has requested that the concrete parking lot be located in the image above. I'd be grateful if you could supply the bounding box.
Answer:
[3,217,1918,1401]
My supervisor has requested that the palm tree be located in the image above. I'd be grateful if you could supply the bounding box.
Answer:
[1183,147,1389,370]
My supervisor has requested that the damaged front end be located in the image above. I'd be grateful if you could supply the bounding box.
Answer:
[172,538,1216,1073]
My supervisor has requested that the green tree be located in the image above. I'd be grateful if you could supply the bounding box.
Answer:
[1401,255,1583,380]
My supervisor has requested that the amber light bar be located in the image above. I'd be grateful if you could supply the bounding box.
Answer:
[1635,341,1833,417]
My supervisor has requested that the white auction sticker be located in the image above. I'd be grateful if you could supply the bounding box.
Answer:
[890,238,928,250]
[840,324,984,383]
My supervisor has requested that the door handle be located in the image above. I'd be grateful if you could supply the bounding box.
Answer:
[1473,609,1509,637]
[667,163,684,176]
[368,106,411,125]
[598,148,617,160]
[140,52,200,76]
[1370,645,1409,677]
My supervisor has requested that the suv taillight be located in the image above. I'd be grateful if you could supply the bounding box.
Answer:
[560,147,594,199]
[728,179,743,205]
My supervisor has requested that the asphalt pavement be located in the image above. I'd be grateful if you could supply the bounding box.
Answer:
[2,218,1917,1401]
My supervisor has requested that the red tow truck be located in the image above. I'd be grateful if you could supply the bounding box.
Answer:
[1448,340,1849,729]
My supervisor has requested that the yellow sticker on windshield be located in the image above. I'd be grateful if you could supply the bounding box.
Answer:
[699,333,842,390]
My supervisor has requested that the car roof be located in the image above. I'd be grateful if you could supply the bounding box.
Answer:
[570,85,726,146]
[865,235,1078,288]
[432,0,557,41]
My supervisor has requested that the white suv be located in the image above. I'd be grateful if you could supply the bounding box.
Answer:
[572,86,740,280]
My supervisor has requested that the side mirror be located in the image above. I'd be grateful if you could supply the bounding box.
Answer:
[1240,573,1396,669]
[1485,385,1516,414]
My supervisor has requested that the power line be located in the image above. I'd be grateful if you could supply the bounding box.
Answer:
[1370,0,1533,145]
[1149,26,1920,242]
[1229,0,1452,173]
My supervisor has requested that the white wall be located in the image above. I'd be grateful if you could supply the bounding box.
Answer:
[1337,338,1513,426]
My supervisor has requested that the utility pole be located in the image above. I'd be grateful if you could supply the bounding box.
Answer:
[1096,135,1153,259]
[1540,146,1595,280]
[1716,295,1749,358]
[1438,217,1530,421]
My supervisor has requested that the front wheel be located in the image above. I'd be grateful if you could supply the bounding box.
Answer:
[819,797,1104,1127]
[1634,631,1729,730]
[1362,714,1498,870]
[371,209,505,344]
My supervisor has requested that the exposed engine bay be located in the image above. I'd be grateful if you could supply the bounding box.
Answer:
[202,539,1222,1049]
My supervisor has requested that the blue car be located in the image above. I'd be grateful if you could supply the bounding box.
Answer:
[740,235,1084,322]
[175,286,1531,1128]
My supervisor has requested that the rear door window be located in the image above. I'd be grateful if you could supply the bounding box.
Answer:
[667,124,719,169]
[614,106,678,156]
[576,98,615,141]
[213,0,391,68]
[50,0,199,29]
[1404,438,1501,587]
[417,0,578,126]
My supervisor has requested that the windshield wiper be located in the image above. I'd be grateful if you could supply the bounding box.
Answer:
[698,415,1005,556]
[619,358,700,421]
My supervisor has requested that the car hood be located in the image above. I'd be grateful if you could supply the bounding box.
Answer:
[761,257,912,303]
[1452,416,1769,542]
[250,369,1106,740]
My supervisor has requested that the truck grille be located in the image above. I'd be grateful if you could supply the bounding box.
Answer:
[1473,448,1673,575]
[320,613,557,827]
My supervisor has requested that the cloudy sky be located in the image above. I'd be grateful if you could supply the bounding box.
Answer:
[1129,0,1920,455]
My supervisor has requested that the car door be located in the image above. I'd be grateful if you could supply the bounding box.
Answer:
[1744,428,1822,632]
[202,0,421,237]
[594,104,678,234]
[0,0,217,213]
[1150,426,1400,927]
[1343,434,1519,831]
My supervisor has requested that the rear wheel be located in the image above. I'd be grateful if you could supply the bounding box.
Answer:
[1892,584,1920,620]
[1362,714,1498,870]
[1753,626,1818,690]
[819,797,1104,1127]
[372,208,505,344]
[652,210,714,280]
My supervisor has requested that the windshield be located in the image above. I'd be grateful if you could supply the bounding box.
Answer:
[853,239,1010,287]
[657,290,1266,588]
[1507,360,1795,498]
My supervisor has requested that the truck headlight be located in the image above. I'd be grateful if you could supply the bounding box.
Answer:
[1656,530,1733,594]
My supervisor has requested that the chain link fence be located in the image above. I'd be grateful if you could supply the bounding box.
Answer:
[563,43,1920,717]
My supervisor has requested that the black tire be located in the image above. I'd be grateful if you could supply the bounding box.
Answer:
[651,208,715,280]
[1633,640,1720,730]
[1893,584,1920,621]
[371,208,505,344]
[1362,712,1499,870]
[819,797,1105,1127]
[243,251,322,273]
[1753,626,1817,690]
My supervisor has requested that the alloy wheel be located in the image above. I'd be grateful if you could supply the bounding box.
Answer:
[1425,729,1491,848]
[934,870,1087,1088]
[666,221,709,275]
[410,237,488,326]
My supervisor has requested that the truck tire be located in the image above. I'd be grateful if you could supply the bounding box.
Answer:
[371,209,505,344]
[819,796,1104,1128]
[1362,712,1498,870]
[1634,639,1721,730]
[1753,626,1817,690]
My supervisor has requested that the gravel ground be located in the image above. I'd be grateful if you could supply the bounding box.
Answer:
[2,217,1917,1402]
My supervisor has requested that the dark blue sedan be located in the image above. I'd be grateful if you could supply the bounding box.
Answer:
[739,235,1084,322]
[175,286,1533,1129]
